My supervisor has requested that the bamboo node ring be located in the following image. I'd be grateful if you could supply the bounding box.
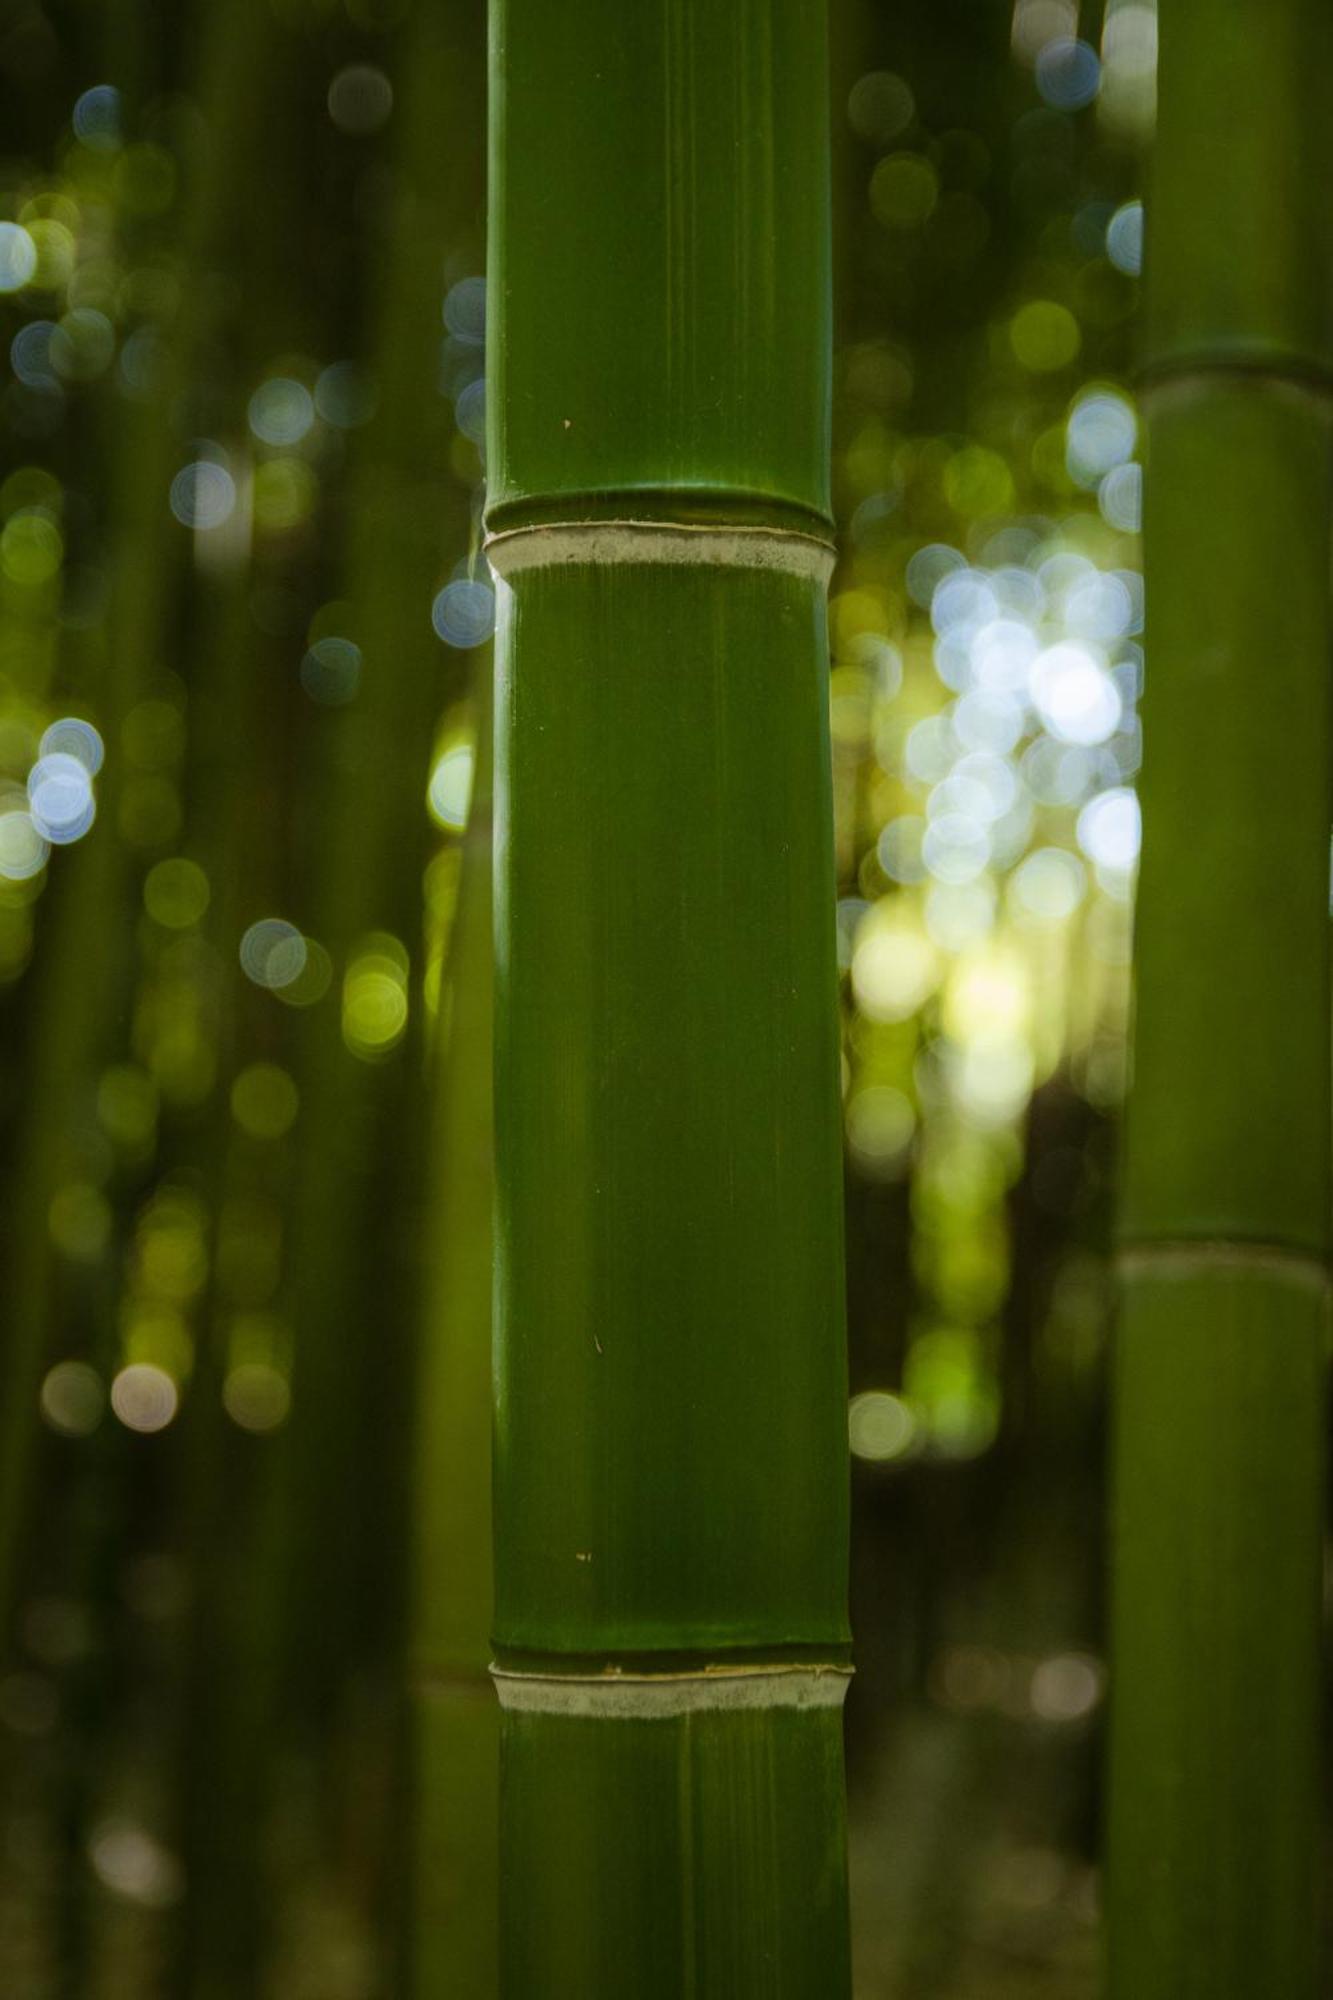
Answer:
[490,1662,853,1718]
[1115,1241,1330,1291]
[483,519,837,584]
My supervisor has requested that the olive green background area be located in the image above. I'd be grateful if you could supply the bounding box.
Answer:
[1106,1266,1325,2000]
[492,558,849,1659]
[487,0,831,523]
[500,1701,851,1998]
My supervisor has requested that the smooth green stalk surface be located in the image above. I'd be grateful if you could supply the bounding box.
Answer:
[488,0,831,528]
[1145,3,1330,377]
[488,0,850,1988]
[1109,1267,1324,1997]
[493,562,847,1656]
[1108,4,1333,1993]
[501,1703,851,1997]
[1119,387,1331,1251]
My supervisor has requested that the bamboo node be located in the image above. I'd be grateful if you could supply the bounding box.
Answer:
[490,1662,853,1719]
[483,519,837,583]
[1116,1241,1330,1291]
[1139,358,1333,411]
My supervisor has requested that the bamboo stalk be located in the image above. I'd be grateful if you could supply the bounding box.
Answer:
[1107,5,1333,1994]
[487,2,852,1987]
[284,0,484,1733]
[410,669,497,1997]
[165,12,319,1989]
[172,566,291,2000]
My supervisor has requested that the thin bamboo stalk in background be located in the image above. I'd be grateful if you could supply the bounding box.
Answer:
[167,12,313,1988]
[487,1,852,1988]
[171,566,293,2000]
[410,668,497,1998]
[284,0,485,1738]
[1107,4,1332,1994]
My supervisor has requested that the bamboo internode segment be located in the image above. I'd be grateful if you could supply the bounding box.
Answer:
[491,560,847,1660]
[1108,3,1333,1994]
[1144,3,1333,380]
[1108,1275,1326,2000]
[488,1,831,525]
[1118,384,1332,1255]
[501,1701,852,1996]
[485,520,836,583]
[491,1664,852,1718]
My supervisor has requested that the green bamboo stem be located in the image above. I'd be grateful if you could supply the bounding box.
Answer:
[487,2,851,1988]
[172,568,290,2000]
[164,14,316,1989]
[410,669,497,1997]
[1107,5,1333,1994]
[284,0,484,1729]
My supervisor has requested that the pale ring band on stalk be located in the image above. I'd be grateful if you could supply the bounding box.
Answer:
[484,519,837,584]
[491,1662,853,1719]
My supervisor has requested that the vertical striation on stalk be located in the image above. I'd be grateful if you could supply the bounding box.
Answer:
[1107,4,1333,1995]
[486,1,852,1990]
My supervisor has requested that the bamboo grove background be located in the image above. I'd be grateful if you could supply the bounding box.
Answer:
[0,0,1303,1995]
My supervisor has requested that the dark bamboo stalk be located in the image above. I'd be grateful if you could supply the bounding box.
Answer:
[284,0,485,1732]
[1107,5,1333,1992]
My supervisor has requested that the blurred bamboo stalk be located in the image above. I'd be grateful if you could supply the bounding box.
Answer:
[1107,3,1333,1993]
[487,1,852,1989]
[410,666,497,1997]
[172,574,292,2000]
[284,0,485,1738]
[166,8,313,1991]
